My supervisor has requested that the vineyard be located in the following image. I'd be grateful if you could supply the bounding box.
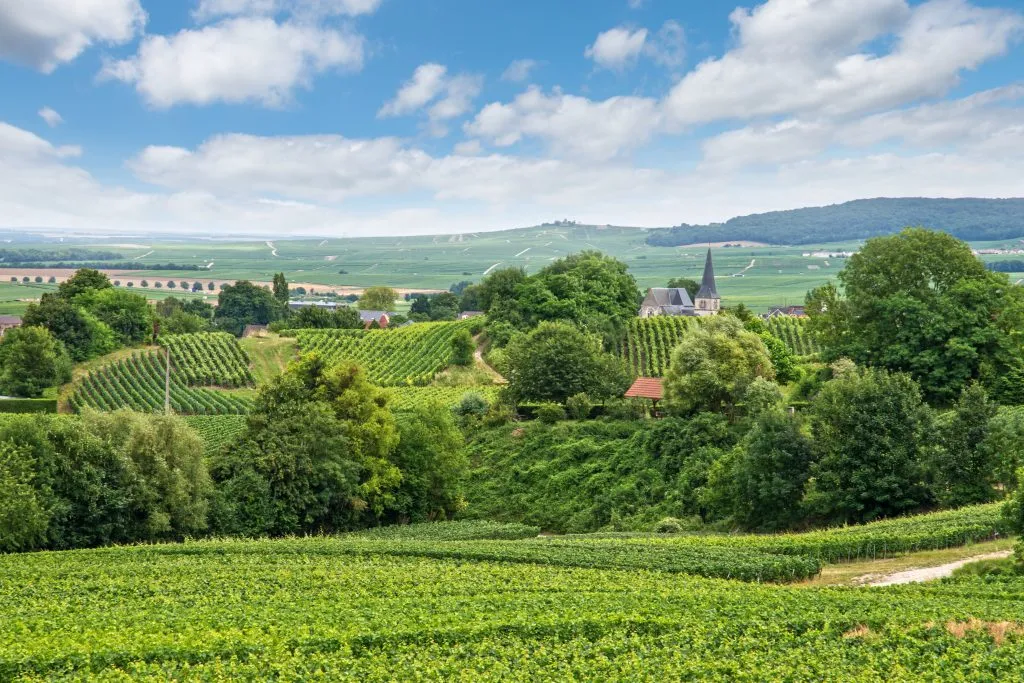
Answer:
[184,415,248,454]
[295,321,474,386]
[765,316,821,356]
[69,350,252,415]
[4,507,1024,680]
[160,333,255,388]
[387,386,501,412]
[619,316,697,377]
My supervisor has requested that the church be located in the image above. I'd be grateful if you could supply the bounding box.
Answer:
[638,248,720,317]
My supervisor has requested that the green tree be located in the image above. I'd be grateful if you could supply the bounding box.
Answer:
[717,410,814,531]
[931,383,1000,507]
[0,442,50,552]
[22,294,116,361]
[806,369,933,524]
[78,288,154,345]
[0,326,72,397]
[214,280,282,336]
[58,268,111,299]
[358,286,398,311]
[451,329,474,366]
[210,356,400,536]
[983,407,1024,492]
[458,284,483,312]
[159,310,210,335]
[807,228,1024,403]
[388,406,468,522]
[429,292,460,321]
[667,277,699,301]
[663,316,775,417]
[272,272,289,305]
[505,322,630,404]
[478,267,527,312]
[758,331,798,383]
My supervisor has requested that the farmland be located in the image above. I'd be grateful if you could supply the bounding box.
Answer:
[2,507,1022,681]
[295,321,475,386]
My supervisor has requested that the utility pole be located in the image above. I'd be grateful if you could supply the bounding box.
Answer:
[164,346,171,414]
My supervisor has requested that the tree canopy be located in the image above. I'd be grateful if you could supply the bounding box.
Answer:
[358,286,398,311]
[0,326,72,398]
[214,281,282,336]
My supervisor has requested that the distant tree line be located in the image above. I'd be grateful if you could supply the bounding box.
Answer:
[7,262,208,271]
[987,260,1024,273]
[0,248,124,263]
[646,198,1024,246]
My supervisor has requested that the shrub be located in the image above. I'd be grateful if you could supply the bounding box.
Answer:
[603,398,646,421]
[566,393,593,420]
[535,402,566,424]
[654,517,683,533]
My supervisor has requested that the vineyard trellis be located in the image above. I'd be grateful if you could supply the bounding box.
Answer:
[295,321,475,386]
[619,316,698,377]
[765,316,820,357]
[160,333,255,388]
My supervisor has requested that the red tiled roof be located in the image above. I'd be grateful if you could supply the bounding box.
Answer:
[625,377,663,400]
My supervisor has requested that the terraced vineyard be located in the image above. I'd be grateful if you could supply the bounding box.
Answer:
[766,316,821,356]
[70,350,252,415]
[387,386,501,412]
[295,321,473,386]
[161,333,255,387]
[3,507,1023,680]
[620,316,697,377]
[184,414,248,454]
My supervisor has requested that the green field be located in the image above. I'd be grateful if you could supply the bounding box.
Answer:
[1,507,1020,680]
[4,227,1022,313]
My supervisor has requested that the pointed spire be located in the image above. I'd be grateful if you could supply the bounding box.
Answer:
[696,248,719,300]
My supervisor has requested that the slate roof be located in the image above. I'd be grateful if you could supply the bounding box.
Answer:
[644,288,694,308]
[358,310,389,322]
[695,248,719,300]
[624,377,664,400]
[0,316,22,325]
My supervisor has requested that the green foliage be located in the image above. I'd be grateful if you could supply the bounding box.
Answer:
[565,392,593,420]
[505,321,630,404]
[646,197,1024,245]
[210,355,400,536]
[57,268,112,299]
[765,316,821,356]
[478,266,526,312]
[295,321,474,386]
[808,228,1024,404]
[0,399,57,413]
[451,390,492,424]
[390,386,499,414]
[346,519,539,541]
[463,417,734,533]
[0,326,71,397]
[0,442,49,552]
[757,331,798,383]
[450,328,474,366]
[742,376,783,418]
[932,383,1000,507]
[806,369,934,525]
[159,310,210,335]
[663,316,775,416]
[535,402,566,424]
[666,277,699,300]
[77,287,154,345]
[183,415,248,455]
[271,272,289,305]
[358,286,398,311]
[983,406,1024,491]
[388,406,469,522]
[214,280,283,336]
[22,294,117,361]
[289,305,362,329]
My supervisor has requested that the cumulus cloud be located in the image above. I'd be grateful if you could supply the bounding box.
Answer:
[38,107,63,128]
[0,0,145,73]
[465,86,661,161]
[663,0,1024,124]
[501,59,538,82]
[379,63,483,132]
[585,26,648,71]
[100,18,364,108]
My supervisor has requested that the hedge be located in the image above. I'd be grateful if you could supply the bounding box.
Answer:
[0,399,58,414]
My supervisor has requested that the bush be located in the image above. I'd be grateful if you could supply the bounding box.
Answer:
[0,399,58,414]
[535,402,566,424]
[566,393,593,420]
[603,398,646,420]
[452,392,491,427]
[654,517,684,533]
[483,404,516,428]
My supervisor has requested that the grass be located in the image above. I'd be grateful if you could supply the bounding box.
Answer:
[239,334,298,385]
[803,537,1016,586]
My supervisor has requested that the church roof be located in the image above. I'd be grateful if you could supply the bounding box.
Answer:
[696,248,719,300]
[644,287,694,308]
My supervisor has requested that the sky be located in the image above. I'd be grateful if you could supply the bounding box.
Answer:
[0,0,1023,238]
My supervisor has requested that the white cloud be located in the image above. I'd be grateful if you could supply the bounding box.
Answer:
[100,17,364,108]
[585,26,648,71]
[466,86,661,161]
[501,59,538,82]
[0,122,80,159]
[379,63,449,117]
[38,107,63,128]
[646,20,685,69]
[453,139,483,156]
[194,0,383,21]
[379,64,483,130]
[627,0,646,9]
[663,0,1024,125]
[0,0,145,73]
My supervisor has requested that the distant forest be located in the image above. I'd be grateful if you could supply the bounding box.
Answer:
[646,198,1024,246]
[988,260,1024,272]
[0,248,124,263]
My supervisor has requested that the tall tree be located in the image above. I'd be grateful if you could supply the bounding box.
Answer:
[806,368,933,524]
[214,281,282,336]
[663,316,776,417]
[22,295,117,361]
[932,383,1000,507]
[0,326,72,397]
[77,288,154,346]
[358,286,398,311]
[272,273,289,305]
[58,268,111,300]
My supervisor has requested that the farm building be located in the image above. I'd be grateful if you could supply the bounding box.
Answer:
[0,316,22,336]
[639,249,720,318]
[764,305,807,318]
[359,311,390,328]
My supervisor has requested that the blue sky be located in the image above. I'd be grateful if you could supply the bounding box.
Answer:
[0,0,1022,236]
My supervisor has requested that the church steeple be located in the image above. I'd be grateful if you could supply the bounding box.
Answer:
[694,248,720,315]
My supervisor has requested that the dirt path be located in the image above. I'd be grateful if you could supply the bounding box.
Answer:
[473,336,506,384]
[868,550,1012,587]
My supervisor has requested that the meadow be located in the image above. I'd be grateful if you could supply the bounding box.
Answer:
[1,509,1020,681]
